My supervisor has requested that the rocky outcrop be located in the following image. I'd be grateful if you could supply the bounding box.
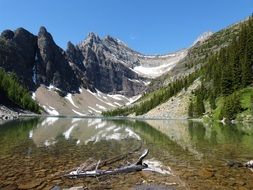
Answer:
[0,26,184,99]
[66,41,84,68]
[69,33,147,96]
[0,28,37,89]
[36,27,80,92]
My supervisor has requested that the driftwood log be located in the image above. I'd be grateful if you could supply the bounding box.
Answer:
[64,149,149,178]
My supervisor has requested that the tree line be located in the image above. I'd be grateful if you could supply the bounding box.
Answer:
[0,68,40,113]
[189,16,253,120]
[103,71,199,116]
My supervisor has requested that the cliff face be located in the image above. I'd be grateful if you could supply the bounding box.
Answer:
[36,27,80,92]
[66,33,147,96]
[0,28,37,89]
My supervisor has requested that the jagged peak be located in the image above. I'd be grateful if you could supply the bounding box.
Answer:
[1,29,14,40]
[87,32,100,41]
[39,26,48,35]
[104,35,117,42]
[104,35,128,47]
[67,41,75,49]
[79,32,101,48]
[14,27,35,37]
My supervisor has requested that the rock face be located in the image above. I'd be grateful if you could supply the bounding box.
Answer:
[0,28,37,89]
[0,27,148,96]
[0,26,186,99]
[36,27,80,92]
[66,33,146,96]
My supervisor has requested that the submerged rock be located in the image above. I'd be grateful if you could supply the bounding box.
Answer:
[227,160,244,168]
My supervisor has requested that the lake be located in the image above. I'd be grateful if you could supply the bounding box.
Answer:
[0,117,253,190]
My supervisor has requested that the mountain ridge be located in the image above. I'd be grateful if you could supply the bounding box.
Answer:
[0,26,191,115]
[0,18,241,117]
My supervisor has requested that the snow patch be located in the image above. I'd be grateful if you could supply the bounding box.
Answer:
[113,102,122,106]
[104,102,117,108]
[107,94,125,100]
[134,51,187,78]
[126,95,141,106]
[134,63,175,78]
[47,84,60,91]
[128,78,142,83]
[65,93,79,108]
[96,104,107,110]
[88,106,102,114]
[43,105,59,116]
[72,109,86,116]
[32,92,36,100]
[143,81,151,86]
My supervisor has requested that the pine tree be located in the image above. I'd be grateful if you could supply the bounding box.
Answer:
[195,94,205,117]
[188,100,194,118]
[209,92,216,110]
[251,93,253,113]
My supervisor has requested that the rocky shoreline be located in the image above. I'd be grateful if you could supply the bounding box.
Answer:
[0,105,19,121]
[0,105,39,122]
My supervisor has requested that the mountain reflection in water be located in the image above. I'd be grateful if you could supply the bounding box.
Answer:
[0,118,253,189]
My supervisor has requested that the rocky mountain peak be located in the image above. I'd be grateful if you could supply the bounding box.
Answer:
[36,27,81,91]
[38,26,48,35]
[0,27,37,90]
[66,41,84,66]
[1,29,14,40]
[104,35,119,45]
[38,26,55,47]
[87,32,101,43]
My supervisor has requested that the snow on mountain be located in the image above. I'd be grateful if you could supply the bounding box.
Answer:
[35,85,141,116]
[134,49,188,78]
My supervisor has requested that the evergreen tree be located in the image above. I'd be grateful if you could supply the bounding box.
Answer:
[251,93,253,113]
[195,94,205,117]
[188,100,194,118]
[209,92,216,110]
[0,68,40,113]
[221,93,241,120]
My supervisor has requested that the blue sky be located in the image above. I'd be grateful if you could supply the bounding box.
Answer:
[0,0,252,54]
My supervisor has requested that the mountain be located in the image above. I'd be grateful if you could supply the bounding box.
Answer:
[2,16,251,118]
[0,26,187,116]
[104,16,253,122]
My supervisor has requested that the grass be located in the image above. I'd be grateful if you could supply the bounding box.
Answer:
[240,87,253,110]
[212,97,224,120]
[212,87,253,120]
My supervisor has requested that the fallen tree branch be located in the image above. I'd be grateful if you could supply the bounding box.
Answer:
[64,142,142,176]
[64,148,149,178]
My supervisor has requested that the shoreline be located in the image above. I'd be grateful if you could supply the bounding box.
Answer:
[1,105,252,124]
[0,105,40,121]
